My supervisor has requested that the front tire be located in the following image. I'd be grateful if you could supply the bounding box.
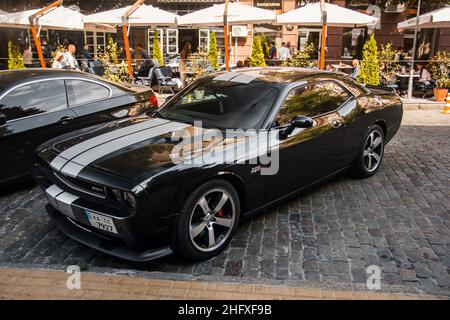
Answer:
[351,124,385,178]
[176,180,240,261]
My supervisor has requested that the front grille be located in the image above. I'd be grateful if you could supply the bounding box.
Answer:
[54,172,106,199]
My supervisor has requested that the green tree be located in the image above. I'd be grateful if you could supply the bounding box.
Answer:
[208,32,219,71]
[98,37,131,84]
[260,33,269,59]
[283,43,314,68]
[8,41,25,70]
[357,34,380,86]
[379,42,399,85]
[353,32,365,60]
[249,35,265,67]
[152,31,164,66]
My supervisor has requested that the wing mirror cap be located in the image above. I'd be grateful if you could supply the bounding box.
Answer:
[291,115,313,128]
[0,112,6,126]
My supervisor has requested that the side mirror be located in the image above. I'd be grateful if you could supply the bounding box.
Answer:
[278,115,313,140]
[291,115,314,129]
[0,112,6,126]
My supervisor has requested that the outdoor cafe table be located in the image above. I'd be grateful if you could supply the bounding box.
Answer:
[395,72,419,91]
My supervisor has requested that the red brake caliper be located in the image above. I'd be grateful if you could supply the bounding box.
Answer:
[216,209,224,217]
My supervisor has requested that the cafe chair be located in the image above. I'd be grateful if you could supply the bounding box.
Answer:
[154,66,178,94]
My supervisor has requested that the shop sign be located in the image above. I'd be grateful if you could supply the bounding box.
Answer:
[254,0,282,11]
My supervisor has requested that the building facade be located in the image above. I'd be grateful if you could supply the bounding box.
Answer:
[0,0,449,68]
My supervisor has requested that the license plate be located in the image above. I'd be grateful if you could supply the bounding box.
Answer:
[86,211,118,234]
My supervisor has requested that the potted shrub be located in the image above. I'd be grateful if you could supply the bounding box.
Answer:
[430,51,450,102]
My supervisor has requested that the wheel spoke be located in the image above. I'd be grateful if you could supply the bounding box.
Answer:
[368,132,374,146]
[372,137,382,148]
[214,217,232,228]
[372,152,381,163]
[207,225,216,248]
[190,222,206,238]
[367,155,372,170]
[213,193,229,214]
[197,197,211,215]
[364,149,370,157]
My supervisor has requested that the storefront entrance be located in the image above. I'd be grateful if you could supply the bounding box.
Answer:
[179,29,199,53]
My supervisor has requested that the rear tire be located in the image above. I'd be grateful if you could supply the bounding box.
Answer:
[351,124,385,178]
[175,180,240,261]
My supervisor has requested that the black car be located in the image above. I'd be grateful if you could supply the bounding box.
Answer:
[0,69,158,184]
[33,68,403,262]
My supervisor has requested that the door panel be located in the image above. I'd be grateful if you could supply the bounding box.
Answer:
[0,79,76,181]
[265,81,350,201]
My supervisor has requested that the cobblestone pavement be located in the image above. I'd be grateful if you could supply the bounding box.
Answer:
[0,111,449,296]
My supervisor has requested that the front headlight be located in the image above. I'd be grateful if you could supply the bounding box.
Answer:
[111,188,122,202]
[123,192,136,208]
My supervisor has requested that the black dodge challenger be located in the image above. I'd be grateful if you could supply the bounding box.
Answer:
[0,69,158,185]
[33,68,403,262]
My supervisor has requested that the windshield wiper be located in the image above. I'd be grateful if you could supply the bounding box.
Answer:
[147,109,167,119]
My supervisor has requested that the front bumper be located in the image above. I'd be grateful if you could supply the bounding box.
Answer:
[34,166,173,262]
[46,204,172,262]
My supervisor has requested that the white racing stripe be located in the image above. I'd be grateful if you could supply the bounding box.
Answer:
[51,118,169,172]
[59,121,191,177]
[46,185,79,219]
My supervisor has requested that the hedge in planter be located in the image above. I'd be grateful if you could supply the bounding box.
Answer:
[430,50,450,102]
[208,32,219,71]
[357,34,380,86]
[152,31,164,67]
[8,41,25,70]
[250,36,265,67]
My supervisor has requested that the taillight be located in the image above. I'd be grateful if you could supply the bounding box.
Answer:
[149,95,159,108]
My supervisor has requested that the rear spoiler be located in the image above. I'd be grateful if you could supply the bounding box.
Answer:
[364,84,397,95]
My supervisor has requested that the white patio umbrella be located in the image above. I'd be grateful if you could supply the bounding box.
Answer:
[397,6,450,30]
[84,4,179,26]
[177,2,276,71]
[0,6,114,32]
[176,3,276,27]
[276,2,378,27]
[276,2,378,69]
[85,2,180,78]
[0,10,7,15]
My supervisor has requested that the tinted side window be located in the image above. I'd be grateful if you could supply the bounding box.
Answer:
[66,80,110,107]
[276,81,351,126]
[0,80,67,121]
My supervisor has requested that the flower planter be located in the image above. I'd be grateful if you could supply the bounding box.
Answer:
[433,88,449,102]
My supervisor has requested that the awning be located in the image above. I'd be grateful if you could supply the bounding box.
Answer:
[84,4,179,26]
[176,3,276,27]
[398,6,450,30]
[276,2,379,27]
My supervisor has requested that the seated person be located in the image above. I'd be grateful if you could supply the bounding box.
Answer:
[135,43,155,77]
[414,63,433,90]
[351,59,360,80]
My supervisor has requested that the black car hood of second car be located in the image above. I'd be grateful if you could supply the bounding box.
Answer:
[42,115,267,184]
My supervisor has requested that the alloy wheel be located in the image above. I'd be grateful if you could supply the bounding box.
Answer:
[363,129,384,172]
[189,188,236,253]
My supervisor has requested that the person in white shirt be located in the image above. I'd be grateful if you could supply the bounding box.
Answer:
[52,52,65,69]
[62,44,79,70]
[23,47,32,67]
[277,42,291,61]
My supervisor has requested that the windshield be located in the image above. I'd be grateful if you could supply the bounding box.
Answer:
[159,79,280,130]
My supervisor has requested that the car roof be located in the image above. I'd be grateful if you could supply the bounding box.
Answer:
[206,67,346,84]
[0,69,104,92]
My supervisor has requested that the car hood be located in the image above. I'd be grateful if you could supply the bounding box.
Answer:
[44,116,270,184]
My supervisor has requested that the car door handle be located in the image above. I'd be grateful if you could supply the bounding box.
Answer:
[58,116,74,124]
[331,119,343,128]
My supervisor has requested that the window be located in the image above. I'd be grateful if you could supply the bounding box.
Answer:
[0,80,67,121]
[199,29,210,53]
[65,80,110,107]
[148,29,163,58]
[84,31,107,57]
[276,81,351,126]
[166,29,179,55]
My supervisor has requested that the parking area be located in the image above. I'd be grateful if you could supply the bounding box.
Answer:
[0,110,449,297]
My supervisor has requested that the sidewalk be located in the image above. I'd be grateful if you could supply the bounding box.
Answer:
[0,268,444,300]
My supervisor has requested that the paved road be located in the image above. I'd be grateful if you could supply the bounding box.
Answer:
[0,111,449,296]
